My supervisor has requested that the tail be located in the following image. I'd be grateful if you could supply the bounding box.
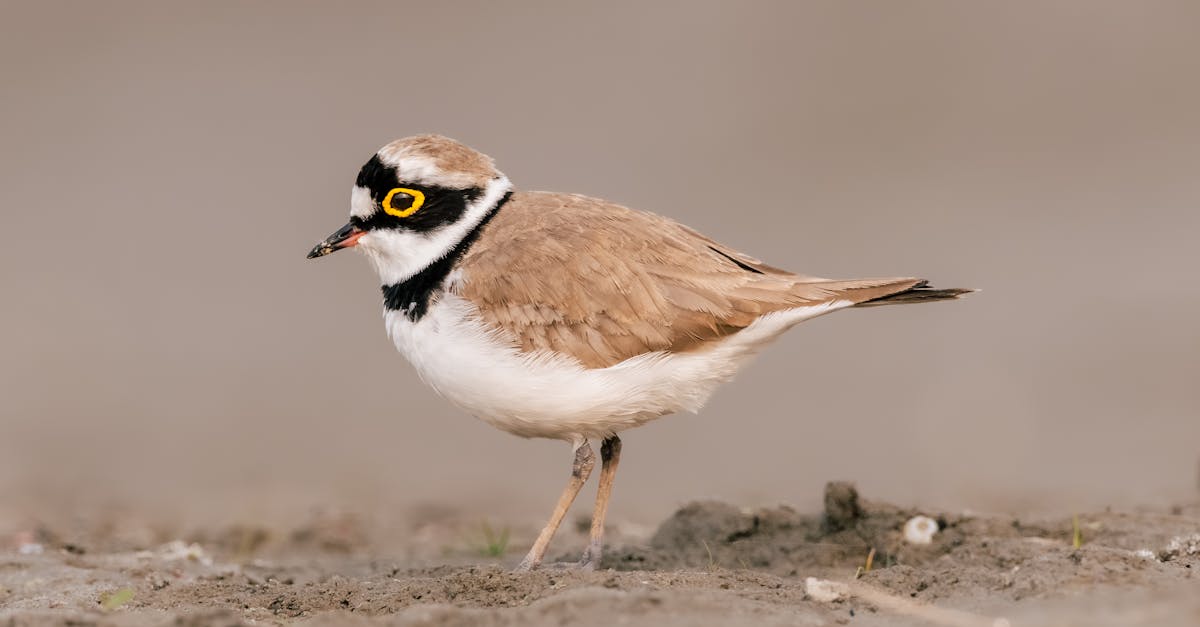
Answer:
[852,280,976,307]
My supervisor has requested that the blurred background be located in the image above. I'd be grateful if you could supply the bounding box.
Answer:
[1,1,1197,531]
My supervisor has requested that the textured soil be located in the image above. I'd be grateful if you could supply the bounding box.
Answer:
[2,484,1198,626]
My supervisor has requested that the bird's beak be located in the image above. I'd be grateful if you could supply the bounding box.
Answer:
[307,222,365,259]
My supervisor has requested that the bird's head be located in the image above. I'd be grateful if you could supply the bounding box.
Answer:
[307,135,512,285]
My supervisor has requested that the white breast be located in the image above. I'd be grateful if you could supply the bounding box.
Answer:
[384,293,850,441]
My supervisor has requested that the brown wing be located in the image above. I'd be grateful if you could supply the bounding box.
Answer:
[455,192,924,368]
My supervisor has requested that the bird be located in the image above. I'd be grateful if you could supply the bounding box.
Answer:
[307,134,973,571]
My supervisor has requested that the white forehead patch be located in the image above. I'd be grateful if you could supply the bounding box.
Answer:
[350,185,375,219]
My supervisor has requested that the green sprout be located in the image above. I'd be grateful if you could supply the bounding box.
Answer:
[470,520,510,557]
[101,587,134,610]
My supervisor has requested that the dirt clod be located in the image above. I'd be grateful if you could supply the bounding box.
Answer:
[822,481,863,532]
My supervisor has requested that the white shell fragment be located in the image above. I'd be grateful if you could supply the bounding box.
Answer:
[154,540,214,566]
[17,543,44,555]
[1132,548,1158,561]
[804,577,849,603]
[903,515,939,545]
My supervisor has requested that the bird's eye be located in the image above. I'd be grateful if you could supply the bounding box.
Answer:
[382,187,425,218]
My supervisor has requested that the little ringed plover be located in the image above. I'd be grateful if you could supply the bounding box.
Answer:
[307,134,973,571]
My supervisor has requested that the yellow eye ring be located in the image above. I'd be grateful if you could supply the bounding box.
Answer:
[382,187,425,218]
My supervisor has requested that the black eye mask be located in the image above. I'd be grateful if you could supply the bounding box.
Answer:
[353,155,483,233]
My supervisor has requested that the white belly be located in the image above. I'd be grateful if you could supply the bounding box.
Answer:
[384,293,848,441]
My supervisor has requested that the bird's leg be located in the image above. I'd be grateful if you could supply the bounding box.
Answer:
[515,440,595,572]
[579,435,622,570]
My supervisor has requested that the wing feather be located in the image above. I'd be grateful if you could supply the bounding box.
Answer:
[454,192,922,368]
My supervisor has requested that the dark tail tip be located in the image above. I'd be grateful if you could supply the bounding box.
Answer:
[856,283,977,307]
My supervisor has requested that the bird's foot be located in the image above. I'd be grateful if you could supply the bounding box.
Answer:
[513,560,590,573]
[512,546,603,573]
[577,542,602,571]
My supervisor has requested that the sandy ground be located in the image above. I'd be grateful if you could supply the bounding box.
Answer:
[2,484,1197,626]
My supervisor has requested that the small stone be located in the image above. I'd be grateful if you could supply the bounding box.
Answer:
[1162,533,1200,560]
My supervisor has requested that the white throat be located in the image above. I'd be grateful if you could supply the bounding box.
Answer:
[355,176,512,286]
